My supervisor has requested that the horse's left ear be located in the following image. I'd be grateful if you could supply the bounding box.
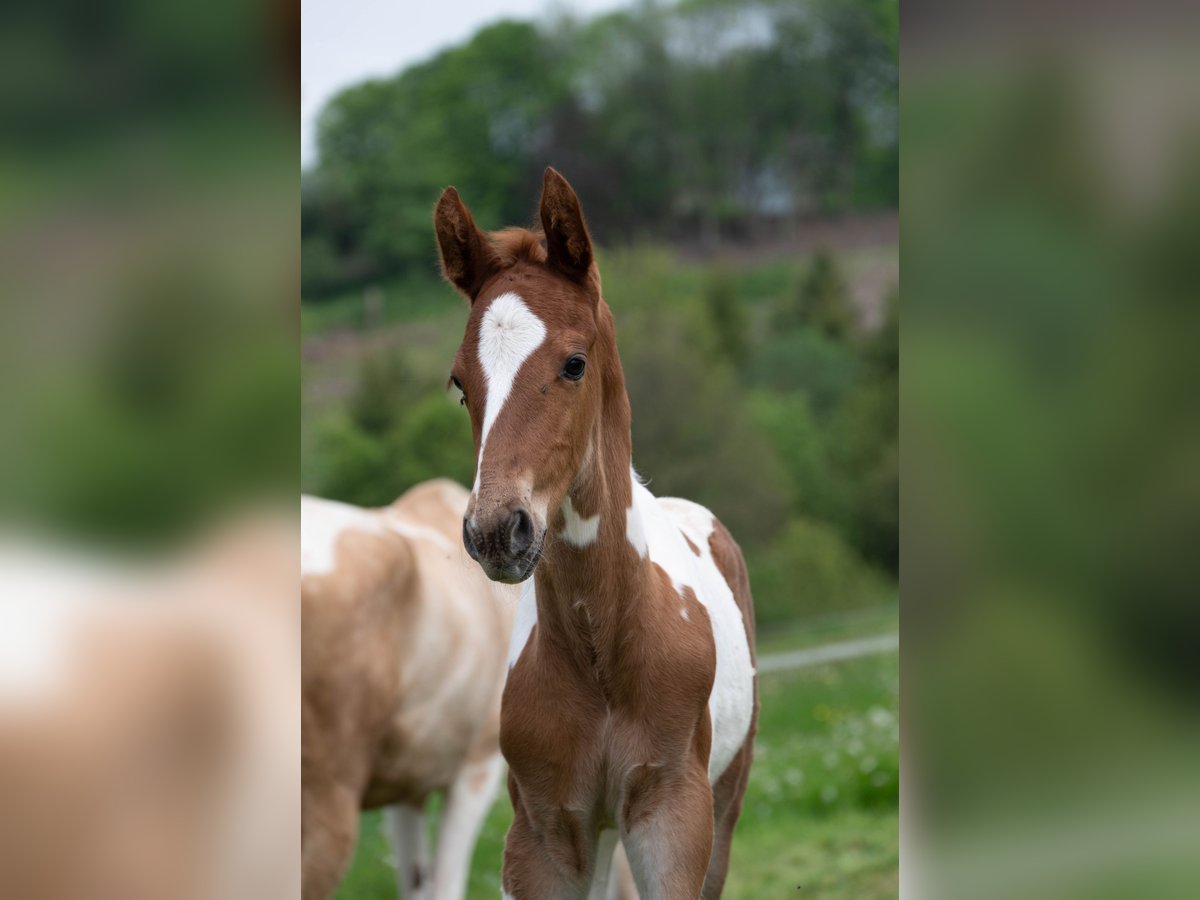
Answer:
[539,167,594,285]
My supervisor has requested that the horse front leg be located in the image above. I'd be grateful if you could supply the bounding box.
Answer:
[501,772,597,900]
[618,762,714,900]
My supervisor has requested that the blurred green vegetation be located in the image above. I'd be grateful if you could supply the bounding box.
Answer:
[903,21,1200,900]
[302,0,897,299]
[336,644,899,900]
[0,0,294,547]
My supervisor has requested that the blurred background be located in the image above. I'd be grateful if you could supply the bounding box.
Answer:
[1,1,297,898]
[302,0,898,896]
[904,2,1200,898]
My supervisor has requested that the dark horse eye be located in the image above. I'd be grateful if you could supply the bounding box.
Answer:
[561,356,586,381]
[450,375,467,406]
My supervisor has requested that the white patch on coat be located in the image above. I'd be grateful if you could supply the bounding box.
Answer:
[560,496,601,547]
[473,292,547,498]
[628,481,755,782]
[302,495,457,575]
[0,545,121,701]
[300,494,384,576]
[625,467,649,558]
[507,578,538,669]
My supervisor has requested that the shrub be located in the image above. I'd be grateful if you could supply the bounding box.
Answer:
[776,249,855,340]
[749,517,885,626]
[747,328,858,418]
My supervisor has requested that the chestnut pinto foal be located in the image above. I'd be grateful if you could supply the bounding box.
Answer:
[434,169,758,899]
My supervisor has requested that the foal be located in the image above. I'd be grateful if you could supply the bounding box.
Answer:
[434,168,757,899]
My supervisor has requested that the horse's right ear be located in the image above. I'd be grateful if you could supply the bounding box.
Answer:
[434,187,501,302]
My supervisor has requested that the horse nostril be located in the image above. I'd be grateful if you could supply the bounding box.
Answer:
[462,518,481,561]
[508,508,533,555]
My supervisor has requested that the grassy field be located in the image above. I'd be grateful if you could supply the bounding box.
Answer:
[334,620,899,900]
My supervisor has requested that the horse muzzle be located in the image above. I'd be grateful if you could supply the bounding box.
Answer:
[462,506,543,584]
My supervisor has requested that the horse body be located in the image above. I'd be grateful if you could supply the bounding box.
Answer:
[434,169,758,899]
[301,479,516,900]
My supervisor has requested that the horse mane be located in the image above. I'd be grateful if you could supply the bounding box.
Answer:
[489,227,547,266]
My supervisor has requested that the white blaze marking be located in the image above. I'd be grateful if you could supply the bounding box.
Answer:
[507,578,538,669]
[627,481,755,782]
[473,292,547,498]
[560,496,601,547]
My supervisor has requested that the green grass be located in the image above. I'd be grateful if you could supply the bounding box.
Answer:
[334,629,898,900]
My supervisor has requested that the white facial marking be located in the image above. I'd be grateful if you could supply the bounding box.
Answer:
[559,496,601,547]
[627,481,756,782]
[473,292,547,498]
[507,578,538,669]
[681,607,690,621]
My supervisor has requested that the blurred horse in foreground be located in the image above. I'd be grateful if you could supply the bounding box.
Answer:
[0,512,298,900]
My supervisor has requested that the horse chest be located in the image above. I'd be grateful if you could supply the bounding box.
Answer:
[501,621,714,805]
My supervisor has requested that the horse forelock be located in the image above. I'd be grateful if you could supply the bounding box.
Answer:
[489,227,547,267]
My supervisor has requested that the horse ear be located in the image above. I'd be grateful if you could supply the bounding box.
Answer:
[434,187,501,302]
[539,167,594,283]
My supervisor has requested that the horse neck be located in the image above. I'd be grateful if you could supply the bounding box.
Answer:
[533,320,657,682]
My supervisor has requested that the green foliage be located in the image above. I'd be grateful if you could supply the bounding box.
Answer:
[750,518,886,626]
[625,336,790,548]
[749,391,851,525]
[349,354,420,437]
[779,249,855,340]
[310,348,475,507]
[311,416,390,508]
[597,250,789,547]
[704,267,749,366]
[303,0,899,299]
[749,328,858,417]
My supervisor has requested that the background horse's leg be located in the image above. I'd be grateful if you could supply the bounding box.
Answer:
[432,753,505,900]
[302,781,360,900]
[385,804,431,900]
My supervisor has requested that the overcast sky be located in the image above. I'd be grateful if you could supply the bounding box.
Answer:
[301,0,630,168]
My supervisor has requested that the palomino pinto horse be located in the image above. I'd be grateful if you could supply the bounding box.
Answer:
[434,169,758,899]
[301,480,516,900]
